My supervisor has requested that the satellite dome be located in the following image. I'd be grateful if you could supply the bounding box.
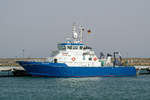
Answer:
[73,32,78,39]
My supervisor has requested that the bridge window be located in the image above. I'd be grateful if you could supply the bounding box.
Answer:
[73,46,78,50]
[58,45,66,50]
[67,46,72,50]
[83,46,92,50]
[80,46,83,50]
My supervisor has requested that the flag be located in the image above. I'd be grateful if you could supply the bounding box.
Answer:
[87,29,91,34]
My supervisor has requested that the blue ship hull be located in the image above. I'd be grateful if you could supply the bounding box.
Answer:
[17,61,136,77]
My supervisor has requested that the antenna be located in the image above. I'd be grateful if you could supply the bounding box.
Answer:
[72,23,78,43]
[22,49,24,58]
[79,25,84,43]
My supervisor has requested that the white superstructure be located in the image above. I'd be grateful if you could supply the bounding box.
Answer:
[48,24,113,67]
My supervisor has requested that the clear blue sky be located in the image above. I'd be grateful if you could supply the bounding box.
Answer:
[0,0,150,58]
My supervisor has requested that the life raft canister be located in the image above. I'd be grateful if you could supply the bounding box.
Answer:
[93,57,97,61]
[72,57,76,61]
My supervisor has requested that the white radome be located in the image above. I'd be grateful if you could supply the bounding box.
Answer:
[73,32,78,39]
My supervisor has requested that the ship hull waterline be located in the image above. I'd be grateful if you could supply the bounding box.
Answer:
[17,61,136,77]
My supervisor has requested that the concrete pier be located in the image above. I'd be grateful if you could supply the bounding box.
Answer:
[135,66,150,75]
[0,66,30,76]
[0,66,24,71]
[135,66,150,70]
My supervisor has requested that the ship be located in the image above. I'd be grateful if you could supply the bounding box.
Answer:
[17,24,136,77]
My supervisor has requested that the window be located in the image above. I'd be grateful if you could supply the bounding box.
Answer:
[73,46,78,50]
[58,45,66,50]
[89,58,92,61]
[83,56,85,60]
[83,46,92,50]
[54,59,57,63]
[67,46,72,50]
[80,46,83,50]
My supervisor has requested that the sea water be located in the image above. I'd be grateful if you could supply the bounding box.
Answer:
[0,75,150,100]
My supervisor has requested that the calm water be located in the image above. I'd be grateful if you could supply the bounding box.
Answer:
[0,75,150,100]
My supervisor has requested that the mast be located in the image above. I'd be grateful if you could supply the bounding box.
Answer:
[72,23,78,43]
[71,23,84,43]
[79,25,84,43]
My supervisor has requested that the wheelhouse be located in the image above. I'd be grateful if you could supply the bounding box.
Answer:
[57,43,92,51]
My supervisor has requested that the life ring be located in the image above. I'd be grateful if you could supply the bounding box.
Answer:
[93,57,97,61]
[72,57,76,61]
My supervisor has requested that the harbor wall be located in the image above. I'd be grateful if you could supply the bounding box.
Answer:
[122,58,150,66]
[0,58,46,66]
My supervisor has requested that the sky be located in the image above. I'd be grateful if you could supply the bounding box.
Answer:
[0,0,150,58]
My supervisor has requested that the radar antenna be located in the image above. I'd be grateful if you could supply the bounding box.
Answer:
[72,23,78,43]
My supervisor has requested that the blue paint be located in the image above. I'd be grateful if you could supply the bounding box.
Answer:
[59,43,84,45]
[17,61,136,77]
